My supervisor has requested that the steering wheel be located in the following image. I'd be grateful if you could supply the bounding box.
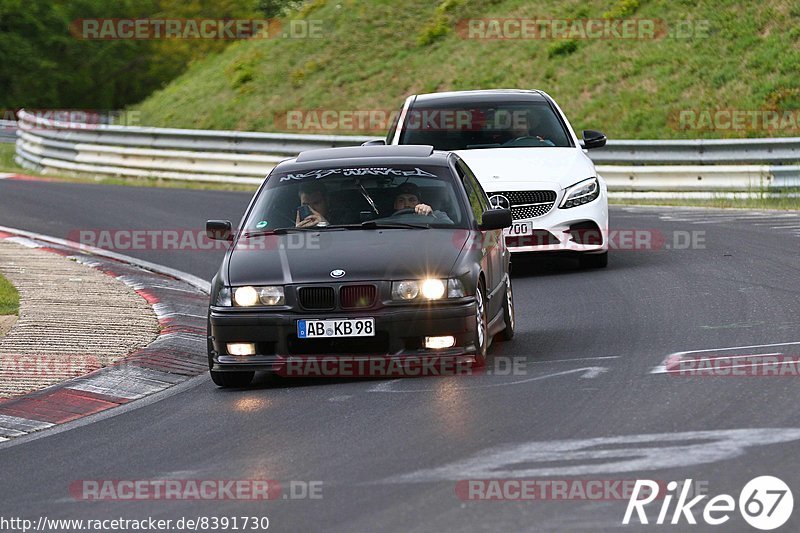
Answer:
[502,135,547,147]
[391,208,417,216]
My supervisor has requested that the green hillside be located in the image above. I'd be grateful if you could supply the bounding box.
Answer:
[133,0,800,139]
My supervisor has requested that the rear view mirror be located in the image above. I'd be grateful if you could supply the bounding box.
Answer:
[206,220,232,241]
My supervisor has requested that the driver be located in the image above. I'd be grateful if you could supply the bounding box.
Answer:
[393,182,452,222]
[503,110,554,146]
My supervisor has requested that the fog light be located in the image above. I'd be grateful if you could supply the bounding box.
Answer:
[227,343,256,356]
[425,336,455,349]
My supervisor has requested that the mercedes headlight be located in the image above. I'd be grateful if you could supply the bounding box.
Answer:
[559,178,600,208]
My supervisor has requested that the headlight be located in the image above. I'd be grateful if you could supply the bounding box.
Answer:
[392,278,465,301]
[421,279,446,299]
[392,280,420,300]
[234,286,259,306]
[559,178,600,208]
[231,285,285,307]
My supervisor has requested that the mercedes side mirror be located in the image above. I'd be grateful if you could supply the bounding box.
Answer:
[581,130,607,149]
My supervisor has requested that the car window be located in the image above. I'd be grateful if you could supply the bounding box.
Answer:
[243,165,468,231]
[399,100,572,151]
[385,105,402,144]
[458,162,487,226]
[460,161,490,212]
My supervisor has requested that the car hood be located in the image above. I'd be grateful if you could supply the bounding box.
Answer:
[227,229,469,285]
[453,147,596,191]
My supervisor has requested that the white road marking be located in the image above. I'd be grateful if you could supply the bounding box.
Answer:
[368,367,608,393]
[380,428,800,482]
[4,236,41,248]
[651,341,800,374]
[527,355,620,365]
[328,395,353,402]
[0,414,54,433]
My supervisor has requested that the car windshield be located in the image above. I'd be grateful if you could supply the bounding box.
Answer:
[242,164,468,232]
[399,100,572,150]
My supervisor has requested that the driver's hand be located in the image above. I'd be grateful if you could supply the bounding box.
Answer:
[295,208,328,228]
[414,203,433,216]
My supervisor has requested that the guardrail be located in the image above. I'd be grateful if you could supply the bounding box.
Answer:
[0,120,17,143]
[14,109,800,190]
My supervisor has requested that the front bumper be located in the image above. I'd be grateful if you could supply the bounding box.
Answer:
[209,300,478,373]
[502,193,609,254]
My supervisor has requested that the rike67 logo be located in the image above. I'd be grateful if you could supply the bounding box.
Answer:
[624,476,793,530]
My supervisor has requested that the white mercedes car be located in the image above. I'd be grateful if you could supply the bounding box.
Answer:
[378,89,609,268]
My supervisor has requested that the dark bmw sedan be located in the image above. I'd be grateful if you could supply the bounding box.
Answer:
[206,145,513,387]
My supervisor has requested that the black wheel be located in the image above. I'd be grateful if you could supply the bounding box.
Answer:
[208,318,254,387]
[210,370,254,388]
[579,251,608,269]
[496,276,515,341]
[472,279,489,366]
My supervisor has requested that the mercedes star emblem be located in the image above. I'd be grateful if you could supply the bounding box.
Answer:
[488,194,511,210]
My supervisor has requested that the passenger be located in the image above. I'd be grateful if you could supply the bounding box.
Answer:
[296,182,336,227]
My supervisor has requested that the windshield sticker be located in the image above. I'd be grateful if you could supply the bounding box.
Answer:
[279,167,438,181]
[255,220,269,229]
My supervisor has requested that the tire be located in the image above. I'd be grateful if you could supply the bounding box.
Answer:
[210,370,254,388]
[472,279,489,367]
[208,318,254,388]
[579,251,608,269]
[496,276,515,342]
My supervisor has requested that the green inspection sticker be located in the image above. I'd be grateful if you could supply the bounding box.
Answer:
[256,221,269,229]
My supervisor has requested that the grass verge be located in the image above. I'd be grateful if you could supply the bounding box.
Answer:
[0,273,19,316]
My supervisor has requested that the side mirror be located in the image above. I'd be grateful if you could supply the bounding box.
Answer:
[206,220,232,241]
[479,209,512,231]
[581,130,607,149]
[361,139,386,146]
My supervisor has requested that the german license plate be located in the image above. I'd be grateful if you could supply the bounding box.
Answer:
[504,221,533,236]
[297,318,375,338]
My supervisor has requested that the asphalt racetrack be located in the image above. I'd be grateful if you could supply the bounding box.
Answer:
[1,178,799,532]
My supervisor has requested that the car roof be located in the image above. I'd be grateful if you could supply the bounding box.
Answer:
[276,144,453,172]
[410,89,549,106]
